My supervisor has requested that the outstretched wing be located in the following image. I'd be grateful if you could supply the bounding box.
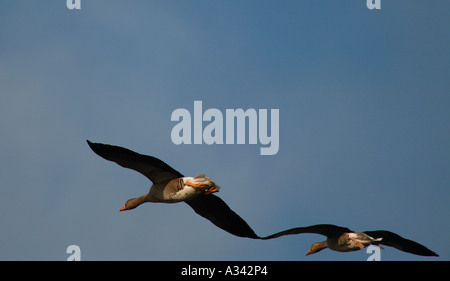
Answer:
[87,140,183,184]
[261,224,351,240]
[363,230,438,256]
[185,194,259,239]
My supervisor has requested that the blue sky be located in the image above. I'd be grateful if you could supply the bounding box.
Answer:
[0,1,448,260]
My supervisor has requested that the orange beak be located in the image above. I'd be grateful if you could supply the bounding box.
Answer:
[119,205,126,212]
[305,250,312,256]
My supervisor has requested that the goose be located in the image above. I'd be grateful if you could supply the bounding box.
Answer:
[87,140,284,239]
[262,224,438,256]
[86,141,439,257]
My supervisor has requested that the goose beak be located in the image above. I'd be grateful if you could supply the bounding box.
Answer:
[120,205,126,212]
[305,250,312,256]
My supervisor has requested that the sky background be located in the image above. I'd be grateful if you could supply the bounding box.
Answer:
[0,1,448,261]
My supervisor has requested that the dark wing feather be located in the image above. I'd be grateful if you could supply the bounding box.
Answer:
[261,224,351,240]
[185,194,259,239]
[363,230,438,256]
[87,140,183,184]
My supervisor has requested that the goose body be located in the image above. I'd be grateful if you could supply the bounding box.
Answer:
[87,140,267,239]
[164,175,220,203]
[326,231,381,253]
[264,224,438,256]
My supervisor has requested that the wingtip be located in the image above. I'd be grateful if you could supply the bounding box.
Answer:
[86,139,94,149]
[86,140,99,152]
[423,250,439,257]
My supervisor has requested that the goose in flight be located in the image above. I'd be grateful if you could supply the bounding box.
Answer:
[87,140,281,239]
[262,224,438,256]
[86,141,438,257]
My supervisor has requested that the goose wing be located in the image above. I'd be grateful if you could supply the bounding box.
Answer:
[185,194,259,239]
[87,140,183,184]
[261,224,351,240]
[363,230,438,256]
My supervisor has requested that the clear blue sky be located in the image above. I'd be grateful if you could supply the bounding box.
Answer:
[0,1,448,260]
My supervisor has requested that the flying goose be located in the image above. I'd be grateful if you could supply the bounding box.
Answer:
[262,224,438,256]
[86,141,439,257]
[87,140,280,239]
